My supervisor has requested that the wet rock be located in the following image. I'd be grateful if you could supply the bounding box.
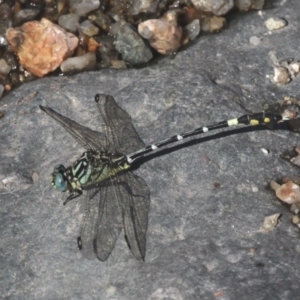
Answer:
[69,0,100,17]
[191,0,234,16]
[0,59,11,75]
[0,3,12,23]
[0,35,8,46]
[60,52,96,73]
[58,13,80,33]
[88,10,111,32]
[138,11,182,55]
[13,9,40,26]
[114,23,153,65]
[6,18,78,77]
[87,37,100,52]
[129,0,160,16]
[98,36,120,68]
[80,20,99,36]
[235,0,265,11]
[185,19,200,41]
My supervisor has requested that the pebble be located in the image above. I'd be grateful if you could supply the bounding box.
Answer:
[0,59,11,75]
[191,0,234,16]
[268,51,299,85]
[265,17,287,31]
[0,35,8,46]
[114,23,153,64]
[185,19,200,41]
[6,18,78,77]
[88,10,111,32]
[58,13,80,33]
[270,180,300,205]
[0,3,12,23]
[60,52,96,73]
[235,0,265,11]
[129,0,161,16]
[260,213,280,232]
[201,16,227,32]
[69,0,100,17]
[80,20,99,36]
[13,9,40,26]
[138,11,182,55]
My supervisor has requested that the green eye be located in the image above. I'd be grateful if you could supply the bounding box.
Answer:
[54,173,67,192]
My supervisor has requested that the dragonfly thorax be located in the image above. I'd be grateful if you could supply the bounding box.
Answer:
[51,150,130,204]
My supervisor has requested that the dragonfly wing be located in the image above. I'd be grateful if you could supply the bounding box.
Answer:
[95,94,145,154]
[79,184,122,261]
[40,105,105,151]
[116,172,150,261]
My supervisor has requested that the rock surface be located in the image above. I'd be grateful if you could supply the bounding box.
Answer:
[1,1,300,299]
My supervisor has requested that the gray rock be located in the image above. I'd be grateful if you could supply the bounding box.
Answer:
[69,0,100,17]
[114,23,153,65]
[235,0,265,10]
[191,0,234,16]
[79,19,99,36]
[0,58,11,75]
[1,1,300,299]
[60,52,96,73]
[185,19,201,41]
[58,13,80,33]
[13,9,40,26]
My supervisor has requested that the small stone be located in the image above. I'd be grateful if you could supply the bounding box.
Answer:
[69,0,100,17]
[260,213,281,232]
[114,23,153,64]
[0,3,12,23]
[88,37,100,52]
[58,13,80,33]
[292,214,300,226]
[89,10,111,32]
[0,35,8,46]
[0,59,11,75]
[128,0,160,16]
[60,52,96,73]
[235,0,265,11]
[265,17,287,31]
[80,20,99,36]
[270,180,300,205]
[191,0,234,16]
[6,18,78,77]
[185,19,200,41]
[273,66,290,85]
[110,60,127,69]
[138,11,182,55]
[202,16,227,32]
[13,9,40,26]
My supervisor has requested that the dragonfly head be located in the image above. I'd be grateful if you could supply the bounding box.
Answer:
[51,164,69,192]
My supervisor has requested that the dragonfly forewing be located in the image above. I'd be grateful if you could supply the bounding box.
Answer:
[40,105,106,151]
[95,94,145,154]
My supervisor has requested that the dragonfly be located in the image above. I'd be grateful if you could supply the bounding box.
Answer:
[40,94,291,261]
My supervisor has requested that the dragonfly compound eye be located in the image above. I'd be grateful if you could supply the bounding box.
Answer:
[54,173,68,192]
